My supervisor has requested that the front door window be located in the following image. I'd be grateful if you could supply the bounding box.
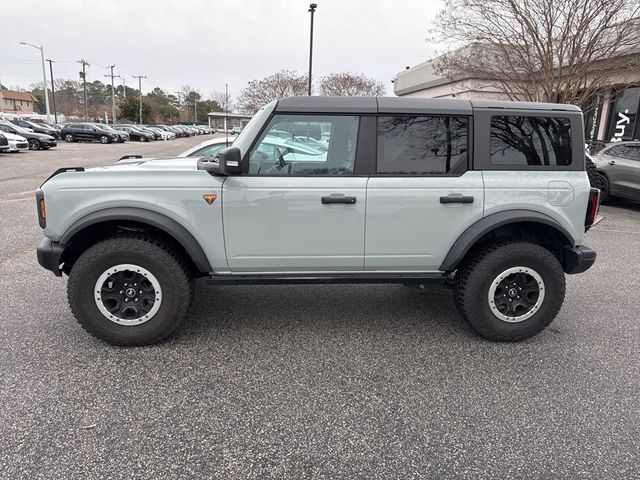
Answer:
[248,115,359,175]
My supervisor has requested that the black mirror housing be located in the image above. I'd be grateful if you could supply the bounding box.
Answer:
[217,147,243,175]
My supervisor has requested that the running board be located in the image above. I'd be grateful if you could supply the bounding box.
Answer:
[204,273,450,286]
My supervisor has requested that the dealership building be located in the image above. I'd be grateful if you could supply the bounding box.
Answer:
[393,55,640,146]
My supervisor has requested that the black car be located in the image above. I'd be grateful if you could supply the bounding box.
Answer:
[113,125,155,142]
[10,119,60,139]
[91,123,129,143]
[61,123,119,144]
[0,121,57,150]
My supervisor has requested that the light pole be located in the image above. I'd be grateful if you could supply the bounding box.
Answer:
[45,59,57,124]
[307,3,317,96]
[19,42,51,122]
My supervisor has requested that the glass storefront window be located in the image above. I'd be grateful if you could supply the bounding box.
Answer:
[608,87,640,142]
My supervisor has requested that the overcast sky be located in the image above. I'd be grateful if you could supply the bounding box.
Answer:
[0,0,442,99]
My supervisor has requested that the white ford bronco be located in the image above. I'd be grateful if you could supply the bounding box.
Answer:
[36,97,599,345]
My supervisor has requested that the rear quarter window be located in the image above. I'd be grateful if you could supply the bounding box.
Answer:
[490,116,572,166]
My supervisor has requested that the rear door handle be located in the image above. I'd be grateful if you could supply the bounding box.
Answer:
[440,194,474,204]
[321,195,357,205]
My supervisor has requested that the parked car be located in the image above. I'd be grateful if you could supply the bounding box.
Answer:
[36,96,598,346]
[2,131,29,152]
[592,141,640,202]
[61,123,119,144]
[145,126,173,140]
[113,125,155,142]
[0,121,57,150]
[91,124,129,143]
[229,127,242,135]
[10,119,60,139]
[0,132,9,153]
[178,137,235,157]
[148,125,177,139]
[169,125,191,137]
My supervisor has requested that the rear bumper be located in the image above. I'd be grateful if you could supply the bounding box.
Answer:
[563,245,596,274]
[37,237,64,277]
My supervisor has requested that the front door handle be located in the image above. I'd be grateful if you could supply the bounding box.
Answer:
[321,195,357,205]
[440,194,474,204]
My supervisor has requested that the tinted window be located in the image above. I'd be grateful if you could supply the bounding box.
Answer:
[605,144,640,161]
[249,115,358,175]
[376,116,468,174]
[490,116,572,166]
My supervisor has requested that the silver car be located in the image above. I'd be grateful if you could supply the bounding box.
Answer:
[592,141,640,202]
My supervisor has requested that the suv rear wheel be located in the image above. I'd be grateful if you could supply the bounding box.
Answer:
[67,236,193,346]
[453,240,565,341]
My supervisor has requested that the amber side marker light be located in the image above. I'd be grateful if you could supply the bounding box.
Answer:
[39,198,47,220]
[203,194,217,205]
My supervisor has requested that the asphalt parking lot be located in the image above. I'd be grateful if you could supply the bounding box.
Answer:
[1,141,638,479]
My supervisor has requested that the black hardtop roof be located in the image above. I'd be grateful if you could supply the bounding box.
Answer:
[274,96,582,115]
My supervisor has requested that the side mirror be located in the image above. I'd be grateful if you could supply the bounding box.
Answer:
[217,147,243,175]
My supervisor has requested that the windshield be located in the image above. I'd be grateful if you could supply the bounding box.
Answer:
[233,101,277,156]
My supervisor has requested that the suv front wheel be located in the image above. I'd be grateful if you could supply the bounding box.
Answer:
[453,240,566,341]
[67,236,193,346]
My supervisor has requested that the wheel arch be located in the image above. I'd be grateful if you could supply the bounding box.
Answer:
[59,207,212,275]
[440,210,576,273]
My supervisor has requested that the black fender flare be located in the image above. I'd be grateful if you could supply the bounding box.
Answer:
[439,210,575,272]
[60,207,213,273]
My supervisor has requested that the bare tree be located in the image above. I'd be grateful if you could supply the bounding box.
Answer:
[431,0,640,108]
[209,91,233,113]
[319,72,386,96]
[237,70,308,114]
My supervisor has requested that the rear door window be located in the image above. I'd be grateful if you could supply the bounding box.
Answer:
[376,116,468,174]
[490,116,572,166]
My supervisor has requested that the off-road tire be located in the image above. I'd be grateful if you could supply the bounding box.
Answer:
[67,235,193,346]
[453,240,565,341]
[598,173,612,204]
[586,156,605,191]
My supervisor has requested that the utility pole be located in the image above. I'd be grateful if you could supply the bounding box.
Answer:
[122,77,127,99]
[79,60,89,120]
[225,83,229,143]
[174,91,183,122]
[104,65,120,124]
[307,3,317,96]
[194,96,197,123]
[45,59,57,124]
[132,74,146,124]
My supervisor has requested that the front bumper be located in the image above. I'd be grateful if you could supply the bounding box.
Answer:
[37,237,64,276]
[563,245,596,274]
